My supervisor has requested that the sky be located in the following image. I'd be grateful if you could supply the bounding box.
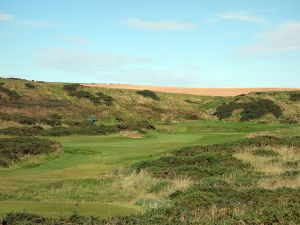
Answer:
[0,0,299,87]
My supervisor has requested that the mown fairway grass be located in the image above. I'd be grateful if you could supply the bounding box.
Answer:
[0,121,298,218]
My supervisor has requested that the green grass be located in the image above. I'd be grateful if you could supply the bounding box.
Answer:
[0,121,299,218]
[0,201,141,218]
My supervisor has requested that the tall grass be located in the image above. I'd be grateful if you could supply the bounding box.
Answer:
[234,146,300,188]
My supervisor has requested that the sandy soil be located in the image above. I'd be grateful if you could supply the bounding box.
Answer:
[82,83,299,97]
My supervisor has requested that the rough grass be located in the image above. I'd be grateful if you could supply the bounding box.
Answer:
[234,146,300,189]
[3,135,300,224]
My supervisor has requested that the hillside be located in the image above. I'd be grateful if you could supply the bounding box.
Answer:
[0,77,300,129]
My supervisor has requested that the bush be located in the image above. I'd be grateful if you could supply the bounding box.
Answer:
[63,84,114,105]
[136,90,160,100]
[116,121,155,131]
[214,99,282,121]
[41,126,73,136]
[63,83,80,92]
[25,83,35,89]
[289,91,300,101]
[0,137,61,167]
[48,113,62,127]
[240,99,282,121]
[0,126,44,136]
[0,112,38,125]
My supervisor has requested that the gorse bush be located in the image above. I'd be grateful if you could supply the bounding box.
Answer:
[240,99,282,121]
[63,83,80,92]
[136,90,160,101]
[63,84,114,105]
[25,83,35,89]
[214,99,282,121]
[289,91,300,102]
[0,112,38,125]
[0,137,61,167]
[0,126,44,136]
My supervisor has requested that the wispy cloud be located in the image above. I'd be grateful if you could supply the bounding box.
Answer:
[0,12,15,21]
[124,18,198,31]
[238,22,300,57]
[0,11,63,28]
[206,11,267,24]
[36,48,151,74]
[18,20,64,28]
[60,35,89,44]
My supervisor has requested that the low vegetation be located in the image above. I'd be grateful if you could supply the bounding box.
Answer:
[136,90,160,101]
[289,91,300,101]
[0,77,300,224]
[0,82,21,99]
[214,99,283,121]
[63,83,114,105]
[0,137,61,167]
[2,136,300,224]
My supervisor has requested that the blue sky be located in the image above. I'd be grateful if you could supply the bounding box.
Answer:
[0,0,299,87]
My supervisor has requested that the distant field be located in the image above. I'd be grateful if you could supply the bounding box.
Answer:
[82,83,299,96]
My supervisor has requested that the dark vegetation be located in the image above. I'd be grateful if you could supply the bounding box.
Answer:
[0,121,155,136]
[25,83,35,89]
[0,126,44,136]
[4,136,300,224]
[136,90,160,101]
[63,84,114,105]
[252,148,279,157]
[0,112,62,126]
[214,99,283,121]
[0,137,61,167]
[289,91,300,102]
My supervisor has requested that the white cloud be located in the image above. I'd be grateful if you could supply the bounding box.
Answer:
[207,11,267,24]
[61,35,89,44]
[18,20,64,28]
[36,48,150,74]
[239,22,300,57]
[0,12,15,21]
[0,12,63,28]
[125,18,197,31]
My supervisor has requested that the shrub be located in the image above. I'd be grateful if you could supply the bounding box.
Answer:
[289,91,300,101]
[25,83,35,89]
[86,115,97,125]
[41,126,73,136]
[0,126,44,136]
[214,99,282,121]
[0,112,38,125]
[63,83,80,92]
[0,137,60,167]
[136,90,160,100]
[240,99,282,121]
[48,113,62,127]
[63,84,114,105]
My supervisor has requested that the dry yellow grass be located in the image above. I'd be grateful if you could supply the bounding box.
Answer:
[234,146,300,189]
[82,83,300,97]
[112,170,193,208]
